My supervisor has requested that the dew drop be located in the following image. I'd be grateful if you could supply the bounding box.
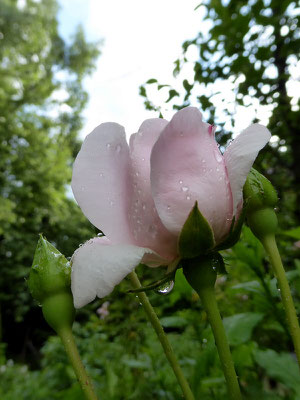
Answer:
[141,157,145,161]
[214,149,223,163]
[181,186,189,192]
[142,203,146,210]
[202,168,207,173]
[179,180,183,184]
[135,171,139,177]
[202,159,206,163]
[167,205,171,210]
[115,144,122,153]
[109,200,114,206]
[216,167,220,172]
[186,195,191,200]
[99,172,104,178]
[218,176,223,181]
[106,143,111,148]
[148,224,157,238]
[156,280,175,295]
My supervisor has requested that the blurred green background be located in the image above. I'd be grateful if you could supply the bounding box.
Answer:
[0,0,299,398]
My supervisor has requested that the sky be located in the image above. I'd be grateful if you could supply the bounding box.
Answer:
[57,0,299,143]
[58,0,202,139]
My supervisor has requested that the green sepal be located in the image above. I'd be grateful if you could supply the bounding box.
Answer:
[127,269,176,294]
[215,207,246,251]
[182,252,224,292]
[178,201,215,259]
[243,168,278,211]
[28,235,75,333]
[28,235,71,303]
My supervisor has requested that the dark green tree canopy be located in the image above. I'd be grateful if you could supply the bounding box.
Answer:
[0,0,99,358]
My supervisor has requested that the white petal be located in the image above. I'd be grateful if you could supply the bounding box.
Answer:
[71,237,151,308]
[224,123,271,215]
[71,123,133,243]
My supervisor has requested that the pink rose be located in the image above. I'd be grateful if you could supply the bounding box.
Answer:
[71,107,270,308]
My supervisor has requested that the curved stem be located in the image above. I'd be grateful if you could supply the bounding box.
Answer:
[198,286,242,400]
[58,326,98,400]
[262,235,300,368]
[129,271,195,400]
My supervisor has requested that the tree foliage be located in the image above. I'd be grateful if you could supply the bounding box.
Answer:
[0,0,99,358]
[141,0,299,225]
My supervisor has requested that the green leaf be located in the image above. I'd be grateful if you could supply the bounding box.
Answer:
[146,78,158,84]
[223,312,264,346]
[178,202,215,259]
[281,227,300,240]
[139,85,147,97]
[160,316,188,328]
[254,349,300,392]
[166,89,179,102]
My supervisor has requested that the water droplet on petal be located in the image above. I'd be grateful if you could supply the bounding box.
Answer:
[106,143,111,148]
[202,159,206,163]
[186,195,191,200]
[99,172,104,177]
[109,200,114,206]
[142,203,146,210]
[214,149,223,163]
[116,144,122,153]
[148,224,157,238]
[167,205,171,210]
[179,180,183,184]
[135,171,139,177]
[156,280,175,295]
[182,186,189,192]
[141,157,145,161]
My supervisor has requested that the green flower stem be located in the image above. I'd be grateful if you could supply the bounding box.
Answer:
[183,256,242,400]
[129,271,195,400]
[262,235,300,368]
[58,326,98,400]
[198,285,242,400]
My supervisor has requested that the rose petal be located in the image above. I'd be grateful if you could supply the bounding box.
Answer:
[150,107,233,243]
[71,236,151,308]
[129,119,177,260]
[72,123,133,243]
[224,123,271,215]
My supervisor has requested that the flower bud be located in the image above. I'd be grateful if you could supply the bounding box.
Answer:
[28,235,75,333]
[243,168,278,240]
